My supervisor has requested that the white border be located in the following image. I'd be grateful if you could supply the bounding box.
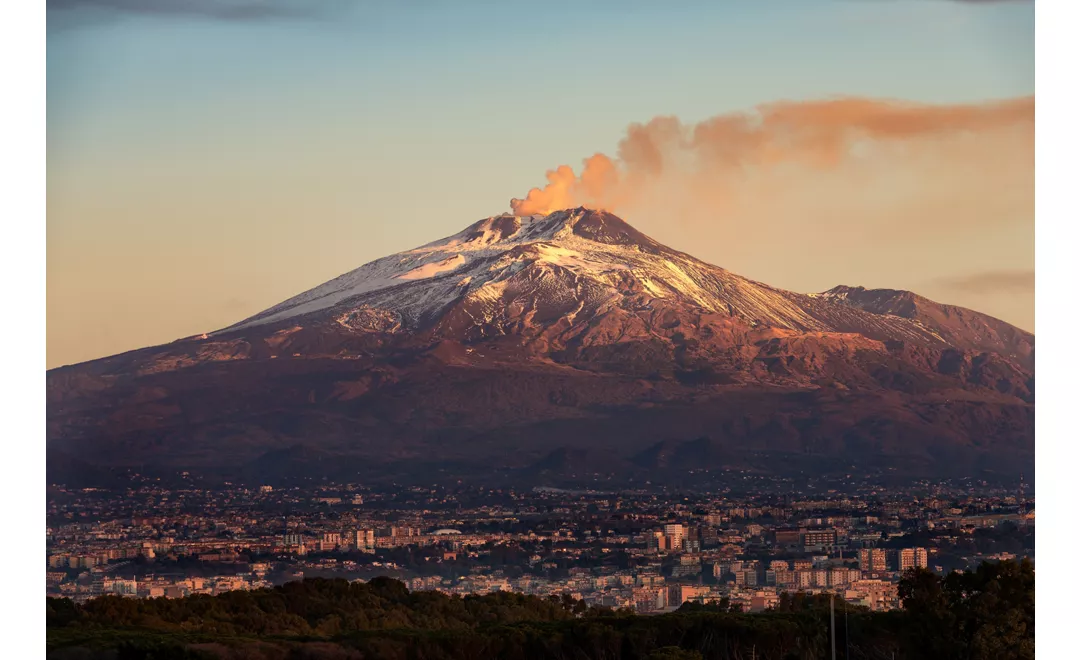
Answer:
[1034,0,1076,657]
[9,0,1063,657]
[0,0,46,656]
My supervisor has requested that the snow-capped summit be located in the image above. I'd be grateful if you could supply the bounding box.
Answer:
[221,208,1030,369]
[226,208,674,333]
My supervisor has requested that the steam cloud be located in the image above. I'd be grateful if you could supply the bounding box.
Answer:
[509,96,1034,217]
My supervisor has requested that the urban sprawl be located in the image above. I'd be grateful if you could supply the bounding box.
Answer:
[47,476,1033,614]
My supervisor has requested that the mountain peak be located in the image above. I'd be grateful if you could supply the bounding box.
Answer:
[228,208,671,333]
[48,208,1035,486]
[220,208,1031,378]
[818,285,919,317]
[562,207,667,253]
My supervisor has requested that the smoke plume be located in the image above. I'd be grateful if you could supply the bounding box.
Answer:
[509,96,1034,217]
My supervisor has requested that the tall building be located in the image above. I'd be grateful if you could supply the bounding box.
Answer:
[900,547,929,571]
[812,569,829,588]
[859,548,887,573]
[353,529,375,553]
[649,524,689,553]
[647,531,663,553]
[663,524,687,548]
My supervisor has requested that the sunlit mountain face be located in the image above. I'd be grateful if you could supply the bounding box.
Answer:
[47,209,1033,487]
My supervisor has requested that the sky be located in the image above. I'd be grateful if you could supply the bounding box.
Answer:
[47,0,1035,369]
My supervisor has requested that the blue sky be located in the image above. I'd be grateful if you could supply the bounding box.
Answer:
[46,0,1035,367]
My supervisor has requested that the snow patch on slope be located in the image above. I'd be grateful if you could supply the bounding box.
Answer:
[219,207,970,353]
[397,254,466,280]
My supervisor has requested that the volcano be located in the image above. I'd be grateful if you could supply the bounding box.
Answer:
[47,208,1034,486]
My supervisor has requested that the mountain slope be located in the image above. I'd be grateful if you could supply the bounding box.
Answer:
[46,208,1034,485]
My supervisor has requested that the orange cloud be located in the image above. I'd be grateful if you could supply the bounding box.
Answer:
[510,96,1034,217]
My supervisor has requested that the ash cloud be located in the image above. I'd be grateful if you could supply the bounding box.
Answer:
[510,96,1034,218]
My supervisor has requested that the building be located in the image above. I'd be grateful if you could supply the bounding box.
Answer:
[828,568,856,588]
[859,548,887,573]
[795,570,813,589]
[713,560,742,580]
[352,529,375,553]
[648,525,688,553]
[671,554,702,578]
[749,591,781,612]
[671,584,710,605]
[774,528,802,548]
[735,569,758,587]
[802,529,837,551]
[320,532,342,552]
[664,524,687,547]
[104,578,138,596]
[648,531,680,553]
[632,586,668,613]
[900,547,929,571]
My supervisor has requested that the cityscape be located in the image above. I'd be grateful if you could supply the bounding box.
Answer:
[47,476,1034,614]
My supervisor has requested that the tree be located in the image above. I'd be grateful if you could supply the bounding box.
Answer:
[648,647,703,660]
[898,559,1034,660]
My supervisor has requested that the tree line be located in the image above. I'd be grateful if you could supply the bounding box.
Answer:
[46,558,1033,660]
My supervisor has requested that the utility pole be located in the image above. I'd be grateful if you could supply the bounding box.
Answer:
[844,595,850,660]
[830,591,837,660]
[838,547,849,659]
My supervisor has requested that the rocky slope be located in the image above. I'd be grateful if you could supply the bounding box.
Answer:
[46,209,1034,486]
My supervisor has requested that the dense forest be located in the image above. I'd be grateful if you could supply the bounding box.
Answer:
[46,559,1033,660]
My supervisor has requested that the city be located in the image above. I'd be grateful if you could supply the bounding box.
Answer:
[47,476,1034,614]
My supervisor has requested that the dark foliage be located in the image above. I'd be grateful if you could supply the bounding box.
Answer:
[897,557,1035,660]
[47,560,1033,660]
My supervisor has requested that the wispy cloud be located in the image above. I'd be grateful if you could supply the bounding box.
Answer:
[931,270,1034,294]
[47,0,353,22]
